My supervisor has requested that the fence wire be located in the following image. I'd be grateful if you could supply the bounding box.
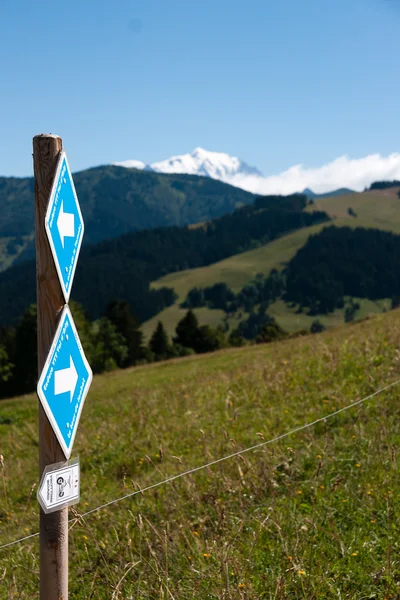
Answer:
[1,377,399,551]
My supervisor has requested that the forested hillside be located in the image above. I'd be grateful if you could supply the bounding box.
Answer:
[0,166,256,270]
[0,194,328,325]
[162,225,400,343]
[284,225,400,312]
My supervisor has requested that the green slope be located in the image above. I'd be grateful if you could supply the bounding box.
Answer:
[144,188,400,338]
[2,311,400,598]
[151,222,326,297]
[0,167,256,271]
[306,188,400,231]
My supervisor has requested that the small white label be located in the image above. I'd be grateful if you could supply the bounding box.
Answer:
[37,457,80,514]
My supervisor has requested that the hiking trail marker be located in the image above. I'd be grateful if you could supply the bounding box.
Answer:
[35,135,92,599]
[37,458,80,515]
[45,150,84,303]
[37,305,93,459]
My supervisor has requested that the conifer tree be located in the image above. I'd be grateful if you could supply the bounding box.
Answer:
[173,310,199,349]
[149,321,170,359]
[106,300,144,366]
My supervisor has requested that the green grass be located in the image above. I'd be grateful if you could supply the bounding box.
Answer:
[307,188,400,231]
[144,189,400,339]
[1,311,400,598]
[151,223,327,299]
[142,305,227,340]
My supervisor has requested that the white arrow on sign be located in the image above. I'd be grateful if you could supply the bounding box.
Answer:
[57,200,75,248]
[54,356,78,402]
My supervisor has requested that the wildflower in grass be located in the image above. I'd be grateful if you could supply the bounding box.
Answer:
[320,485,325,489]
[367,491,372,495]
[371,519,376,523]
[193,531,199,536]
[203,553,211,558]
[24,528,29,532]
[297,490,302,495]
[352,552,358,556]
[83,535,88,540]
[238,583,246,589]
[288,556,293,561]
[297,570,306,575]
[342,499,348,503]
[355,463,361,468]
[316,454,322,459]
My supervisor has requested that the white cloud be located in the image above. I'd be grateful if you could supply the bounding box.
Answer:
[227,153,400,195]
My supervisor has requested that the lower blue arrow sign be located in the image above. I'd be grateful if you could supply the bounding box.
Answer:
[37,305,93,459]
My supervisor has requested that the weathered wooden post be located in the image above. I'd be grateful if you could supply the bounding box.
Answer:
[34,134,92,599]
[34,134,68,599]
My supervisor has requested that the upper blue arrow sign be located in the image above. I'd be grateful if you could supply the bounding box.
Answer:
[37,305,93,459]
[45,151,84,303]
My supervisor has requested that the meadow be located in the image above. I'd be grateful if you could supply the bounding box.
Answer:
[1,309,400,598]
[144,189,400,339]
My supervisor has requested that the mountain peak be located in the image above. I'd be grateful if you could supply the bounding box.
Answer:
[113,148,263,183]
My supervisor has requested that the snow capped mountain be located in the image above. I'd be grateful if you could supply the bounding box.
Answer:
[113,147,262,183]
[151,147,262,180]
[113,149,400,196]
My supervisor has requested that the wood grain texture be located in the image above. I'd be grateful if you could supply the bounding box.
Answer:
[33,134,68,600]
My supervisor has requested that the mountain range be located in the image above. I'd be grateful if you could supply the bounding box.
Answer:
[0,167,256,271]
[0,154,354,274]
[0,193,329,326]
[114,147,356,197]
[114,147,262,181]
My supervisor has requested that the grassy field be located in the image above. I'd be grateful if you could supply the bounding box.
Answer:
[1,311,400,598]
[141,295,391,341]
[145,188,400,339]
[307,188,400,229]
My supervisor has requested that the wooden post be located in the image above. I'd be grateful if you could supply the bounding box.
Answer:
[33,134,68,599]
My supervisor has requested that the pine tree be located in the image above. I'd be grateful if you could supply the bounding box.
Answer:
[91,317,128,373]
[149,321,170,359]
[173,310,199,349]
[106,300,144,366]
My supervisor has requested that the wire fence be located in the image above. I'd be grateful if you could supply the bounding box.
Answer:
[1,377,399,552]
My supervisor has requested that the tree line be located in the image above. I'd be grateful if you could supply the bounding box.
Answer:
[283,226,400,313]
[0,298,294,400]
[181,224,400,321]
[0,194,329,326]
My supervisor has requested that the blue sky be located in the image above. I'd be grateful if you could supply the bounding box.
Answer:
[1,0,399,179]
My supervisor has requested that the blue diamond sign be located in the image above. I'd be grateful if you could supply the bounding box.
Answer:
[45,150,84,303]
[37,305,93,459]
